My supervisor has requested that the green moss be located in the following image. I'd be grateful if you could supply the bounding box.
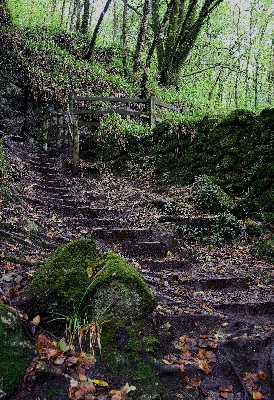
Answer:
[27,238,97,306]
[27,241,156,323]
[98,322,162,396]
[0,304,34,397]
[91,252,157,321]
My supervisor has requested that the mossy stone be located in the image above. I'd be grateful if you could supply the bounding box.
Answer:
[0,304,35,398]
[27,238,98,309]
[90,252,157,321]
[27,240,156,323]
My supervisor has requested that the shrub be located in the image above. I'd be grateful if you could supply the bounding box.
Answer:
[191,175,235,214]
[178,213,244,245]
[250,235,274,263]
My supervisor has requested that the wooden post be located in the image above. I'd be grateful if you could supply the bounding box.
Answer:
[57,109,62,146]
[72,119,79,175]
[68,92,74,156]
[43,118,48,151]
[149,96,156,129]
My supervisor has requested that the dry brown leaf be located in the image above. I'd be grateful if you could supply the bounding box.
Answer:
[198,360,211,375]
[218,385,233,399]
[197,348,206,359]
[110,390,122,400]
[78,373,87,381]
[253,392,263,399]
[258,371,267,380]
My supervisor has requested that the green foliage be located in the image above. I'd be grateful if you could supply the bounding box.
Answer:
[250,235,274,263]
[191,175,235,214]
[98,114,151,142]
[178,213,244,245]
[0,141,9,180]
[0,304,34,397]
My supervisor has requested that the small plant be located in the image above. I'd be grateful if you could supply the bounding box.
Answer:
[191,175,235,214]
[53,309,107,355]
[178,213,245,245]
[97,113,151,149]
[0,141,9,180]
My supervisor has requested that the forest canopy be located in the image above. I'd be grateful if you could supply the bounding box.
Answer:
[5,0,274,115]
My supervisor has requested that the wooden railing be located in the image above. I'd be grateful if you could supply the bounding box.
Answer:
[40,93,182,173]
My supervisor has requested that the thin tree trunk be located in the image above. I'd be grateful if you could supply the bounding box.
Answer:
[81,0,90,33]
[60,0,66,26]
[69,0,77,30]
[133,0,150,73]
[75,0,82,31]
[84,0,113,60]
[141,0,176,96]
[121,0,128,76]
[112,0,118,42]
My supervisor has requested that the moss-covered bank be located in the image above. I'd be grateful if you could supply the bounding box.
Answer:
[84,108,274,220]
[0,304,35,398]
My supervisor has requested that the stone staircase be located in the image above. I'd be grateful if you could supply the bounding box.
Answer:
[1,146,274,399]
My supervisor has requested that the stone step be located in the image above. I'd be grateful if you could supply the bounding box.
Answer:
[90,228,152,242]
[121,241,168,258]
[140,259,193,271]
[216,301,274,316]
[146,274,252,296]
[182,276,250,291]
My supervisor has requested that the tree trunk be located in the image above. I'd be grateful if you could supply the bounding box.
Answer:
[81,0,90,34]
[112,0,118,42]
[133,0,150,73]
[84,0,113,60]
[121,0,128,76]
[0,0,12,26]
[159,0,224,87]
[75,0,82,31]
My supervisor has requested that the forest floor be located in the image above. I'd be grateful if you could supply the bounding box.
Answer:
[1,137,274,400]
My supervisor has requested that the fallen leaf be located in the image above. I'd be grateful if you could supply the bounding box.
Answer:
[218,385,233,399]
[198,360,211,375]
[110,390,122,400]
[258,372,267,380]
[78,374,87,381]
[1,273,15,282]
[49,349,60,360]
[32,315,41,325]
[162,359,171,365]
[91,379,109,387]
[253,392,263,399]
[67,356,79,365]
[54,356,65,365]
[120,382,136,394]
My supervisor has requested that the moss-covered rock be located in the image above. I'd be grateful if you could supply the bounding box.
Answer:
[27,238,98,310]
[26,239,156,324]
[0,304,35,398]
[90,252,157,321]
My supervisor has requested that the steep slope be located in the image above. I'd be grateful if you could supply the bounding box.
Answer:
[1,136,274,399]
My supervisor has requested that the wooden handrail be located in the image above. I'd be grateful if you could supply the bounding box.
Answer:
[41,93,183,173]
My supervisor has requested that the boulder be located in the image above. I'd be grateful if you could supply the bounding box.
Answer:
[25,239,156,325]
[0,304,35,398]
